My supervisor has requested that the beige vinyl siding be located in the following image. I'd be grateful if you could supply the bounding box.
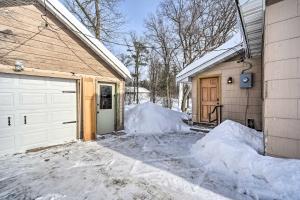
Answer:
[264,0,300,158]
[192,57,263,130]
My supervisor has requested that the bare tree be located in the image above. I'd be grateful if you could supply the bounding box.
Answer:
[146,15,179,108]
[64,0,124,44]
[162,0,236,68]
[148,51,161,103]
[126,33,148,104]
[119,53,134,104]
[158,0,237,111]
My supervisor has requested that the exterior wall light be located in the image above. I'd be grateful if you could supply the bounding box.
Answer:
[15,60,24,72]
[227,77,233,84]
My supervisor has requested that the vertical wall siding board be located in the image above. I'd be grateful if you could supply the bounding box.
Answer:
[115,82,125,130]
[82,77,96,141]
[77,80,82,139]
[115,83,120,130]
[122,81,125,129]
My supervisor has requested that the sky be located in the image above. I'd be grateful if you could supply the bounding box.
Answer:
[112,0,161,55]
[61,0,161,79]
[60,0,160,54]
[120,0,160,36]
[114,0,161,79]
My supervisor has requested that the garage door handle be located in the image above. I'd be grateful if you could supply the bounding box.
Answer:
[62,121,77,124]
[62,91,76,93]
[24,116,27,125]
[8,117,11,126]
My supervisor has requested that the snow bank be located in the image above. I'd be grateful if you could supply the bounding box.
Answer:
[125,102,190,135]
[191,120,300,199]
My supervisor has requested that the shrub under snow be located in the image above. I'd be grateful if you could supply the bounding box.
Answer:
[125,102,190,135]
[191,120,300,200]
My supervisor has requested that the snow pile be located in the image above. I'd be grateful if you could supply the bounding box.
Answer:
[124,104,137,112]
[191,120,300,199]
[125,102,190,135]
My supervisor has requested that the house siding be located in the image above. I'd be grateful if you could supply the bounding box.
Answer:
[0,3,125,139]
[0,4,122,80]
[264,0,300,158]
[192,57,263,130]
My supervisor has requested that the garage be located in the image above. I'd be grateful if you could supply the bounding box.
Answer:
[0,74,77,155]
[0,0,131,156]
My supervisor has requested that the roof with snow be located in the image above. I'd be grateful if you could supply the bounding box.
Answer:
[37,0,131,79]
[236,0,264,57]
[176,33,244,83]
[125,87,150,93]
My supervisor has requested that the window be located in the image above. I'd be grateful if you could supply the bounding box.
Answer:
[100,85,112,109]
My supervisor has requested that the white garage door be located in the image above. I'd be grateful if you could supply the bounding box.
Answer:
[0,74,77,155]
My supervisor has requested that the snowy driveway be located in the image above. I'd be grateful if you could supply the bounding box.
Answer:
[0,132,251,200]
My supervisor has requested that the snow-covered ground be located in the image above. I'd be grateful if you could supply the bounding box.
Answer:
[0,132,251,200]
[1,103,299,200]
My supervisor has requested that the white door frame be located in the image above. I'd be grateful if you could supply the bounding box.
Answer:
[96,82,116,134]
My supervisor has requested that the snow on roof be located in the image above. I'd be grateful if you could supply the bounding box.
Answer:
[176,33,244,83]
[37,0,131,80]
[125,87,150,93]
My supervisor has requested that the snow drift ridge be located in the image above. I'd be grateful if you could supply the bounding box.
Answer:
[191,120,300,199]
[125,102,190,135]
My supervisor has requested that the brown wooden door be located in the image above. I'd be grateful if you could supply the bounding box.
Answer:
[200,77,219,122]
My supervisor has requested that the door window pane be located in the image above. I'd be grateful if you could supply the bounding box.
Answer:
[100,85,112,109]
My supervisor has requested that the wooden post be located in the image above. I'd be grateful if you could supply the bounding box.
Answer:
[82,77,96,141]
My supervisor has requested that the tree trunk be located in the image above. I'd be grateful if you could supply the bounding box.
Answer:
[166,74,172,109]
[94,0,101,39]
[136,66,139,104]
[181,83,191,112]
[133,76,136,103]
[150,86,156,103]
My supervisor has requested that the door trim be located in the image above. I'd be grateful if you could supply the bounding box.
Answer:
[96,82,117,134]
[198,75,222,123]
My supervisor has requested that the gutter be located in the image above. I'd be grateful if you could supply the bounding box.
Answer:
[235,0,250,58]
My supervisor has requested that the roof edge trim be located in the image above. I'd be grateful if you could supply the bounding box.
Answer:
[176,44,243,83]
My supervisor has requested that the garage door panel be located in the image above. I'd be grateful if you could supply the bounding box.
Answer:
[0,91,17,111]
[19,93,48,106]
[0,114,15,133]
[51,110,76,123]
[20,129,48,147]
[0,92,14,107]
[51,93,76,105]
[0,74,77,155]
[19,76,48,89]
[0,74,17,89]
[18,112,49,126]
[49,125,76,143]
[0,136,15,153]
[49,79,76,90]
